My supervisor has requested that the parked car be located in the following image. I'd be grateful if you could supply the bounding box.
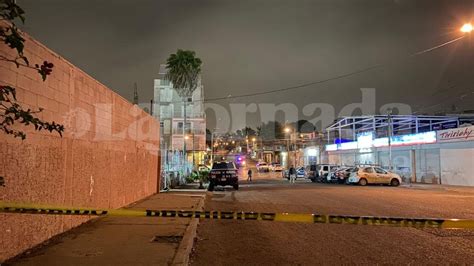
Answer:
[256,162,270,172]
[296,167,306,178]
[208,161,239,191]
[284,167,306,179]
[309,164,338,183]
[270,163,284,172]
[327,167,357,184]
[347,166,401,186]
[305,165,318,181]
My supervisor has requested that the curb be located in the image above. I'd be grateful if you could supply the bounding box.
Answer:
[172,193,207,265]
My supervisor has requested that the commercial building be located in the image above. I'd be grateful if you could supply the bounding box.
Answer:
[324,115,474,186]
[153,64,206,178]
[255,132,323,168]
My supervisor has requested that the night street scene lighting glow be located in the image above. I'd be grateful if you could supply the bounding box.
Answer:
[2,1,474,265]
[461,23,473,33]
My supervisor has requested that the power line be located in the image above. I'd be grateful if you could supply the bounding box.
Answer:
[161,35,466,104]
[413,89,474,114]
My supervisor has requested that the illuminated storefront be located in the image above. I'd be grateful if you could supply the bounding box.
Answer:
[324,115,474,186]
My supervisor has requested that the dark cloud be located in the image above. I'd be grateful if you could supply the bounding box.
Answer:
[18,0,474,130]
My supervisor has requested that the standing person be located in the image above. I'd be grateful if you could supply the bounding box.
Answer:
[289,165,296,184]
[247,168,253,182]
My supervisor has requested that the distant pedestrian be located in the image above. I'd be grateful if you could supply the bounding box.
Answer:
[289,166,296,184]
[247,168,253,182]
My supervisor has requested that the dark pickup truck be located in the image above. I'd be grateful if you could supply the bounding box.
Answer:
[208,161,239,191]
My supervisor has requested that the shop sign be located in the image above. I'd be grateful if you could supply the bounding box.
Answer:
[437,126,474,143]
[326,144,338,151]
[390,131,436,146]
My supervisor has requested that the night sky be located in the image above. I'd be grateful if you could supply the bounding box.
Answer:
[18,0,474,131]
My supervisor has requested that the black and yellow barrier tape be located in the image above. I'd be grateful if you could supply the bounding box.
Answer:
[1,202,473,229]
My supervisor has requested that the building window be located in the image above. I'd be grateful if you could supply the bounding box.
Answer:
[161,79,170,86]
[160,122,164,128]
[187,97,192,102]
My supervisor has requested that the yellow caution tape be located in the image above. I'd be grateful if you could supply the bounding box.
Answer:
[1,202,473,229]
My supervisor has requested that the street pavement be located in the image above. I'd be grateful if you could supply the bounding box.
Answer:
[5,157,474,265]
[190,165,474,265]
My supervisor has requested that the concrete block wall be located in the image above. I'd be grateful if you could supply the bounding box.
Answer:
[0,28,160,261]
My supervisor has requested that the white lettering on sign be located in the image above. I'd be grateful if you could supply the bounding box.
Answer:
[437,126,474,143]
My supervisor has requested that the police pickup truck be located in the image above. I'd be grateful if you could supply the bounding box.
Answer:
[208,161,239,191]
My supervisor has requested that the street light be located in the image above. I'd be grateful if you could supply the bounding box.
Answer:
[461,23,473,33]
[284,127,296,168]
[210,128,219,165]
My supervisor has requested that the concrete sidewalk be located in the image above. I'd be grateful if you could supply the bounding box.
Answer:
[400,183,474,193]
[5,192,205,266]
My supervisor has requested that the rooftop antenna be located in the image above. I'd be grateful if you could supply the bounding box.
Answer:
[133,82,138,105]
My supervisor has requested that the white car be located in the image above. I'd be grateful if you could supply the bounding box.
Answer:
[319,165,338,178]
[347,167,401,186]
[270,163,284,172]
[256,162,270,172]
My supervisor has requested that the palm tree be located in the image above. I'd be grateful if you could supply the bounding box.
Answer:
[165,49,202,177]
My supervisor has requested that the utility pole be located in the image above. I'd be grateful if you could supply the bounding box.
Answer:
[133,82,138,105]
[192,132,195,167]
[210,132,214,165]
[292,132,297,167]
[150,99,153,115]
[387,109,393,171]
[246,136,250,155]
[210,129,219,165]
[284,127,291,168]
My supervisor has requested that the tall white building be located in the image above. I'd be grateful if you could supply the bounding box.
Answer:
[153,64,206,172]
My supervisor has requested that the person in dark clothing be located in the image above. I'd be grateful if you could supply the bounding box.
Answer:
[247,168,253,181]
[289,165,296,184]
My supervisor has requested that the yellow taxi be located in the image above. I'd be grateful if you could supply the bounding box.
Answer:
[347,166,401,186]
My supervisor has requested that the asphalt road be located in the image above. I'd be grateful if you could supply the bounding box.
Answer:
[190,164,474,265]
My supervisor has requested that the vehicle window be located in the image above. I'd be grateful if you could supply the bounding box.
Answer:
[310,165,317,171]
[212,162,233,169]
[323,166,328,171]
[363,167,374,173]
[375,168,387,174]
